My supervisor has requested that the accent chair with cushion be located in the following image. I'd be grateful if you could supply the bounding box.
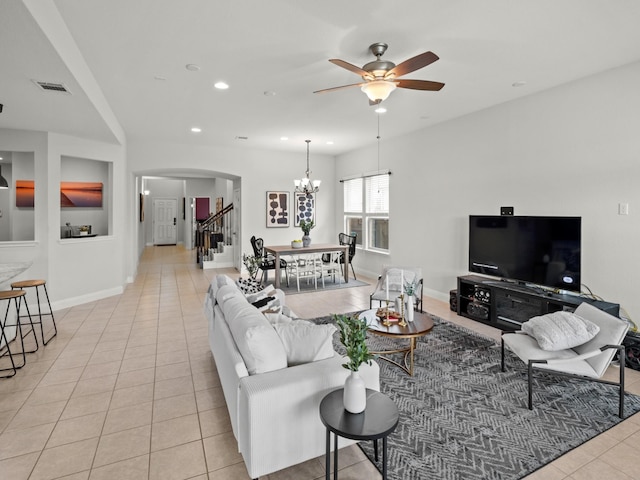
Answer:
[501,302,629,417]
[369,266,423,312]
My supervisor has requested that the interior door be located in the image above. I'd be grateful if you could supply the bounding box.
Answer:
[153,198,177,245]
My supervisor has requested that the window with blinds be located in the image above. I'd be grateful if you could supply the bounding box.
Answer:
[343,174,389,252]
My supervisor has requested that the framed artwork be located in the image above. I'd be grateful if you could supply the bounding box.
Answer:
[61,181,103,207]
[139,193,144,222]
[294,192,315,226]
[16,180,35,207]
[266,191,289,227]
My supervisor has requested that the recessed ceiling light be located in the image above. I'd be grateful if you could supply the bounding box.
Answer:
[263,90,276,96]
[326,141,334,145]
[280,137,288,141]
[375,106,387,114]
[186,64,201,72]
[191,127,202,133]
[214,81,229,90]
[512,80,527,87]
[154,75,166,81]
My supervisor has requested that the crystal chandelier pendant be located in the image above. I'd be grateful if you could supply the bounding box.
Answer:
[294,140,320,194]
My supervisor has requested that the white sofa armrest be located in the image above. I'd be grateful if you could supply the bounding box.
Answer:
[237,355,380,478]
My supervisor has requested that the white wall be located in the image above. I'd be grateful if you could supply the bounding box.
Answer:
[337,61,640,320]
[0,128,127,308]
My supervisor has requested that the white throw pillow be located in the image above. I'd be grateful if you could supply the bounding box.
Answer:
[521,311,600,351]
[274,322,336,366]
[244,326,288,374]
[224,295,287,374]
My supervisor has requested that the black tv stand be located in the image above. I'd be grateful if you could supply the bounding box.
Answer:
[456,275,620,331]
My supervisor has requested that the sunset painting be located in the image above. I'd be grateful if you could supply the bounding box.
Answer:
[61,182,103,207]
[16,180,35,207]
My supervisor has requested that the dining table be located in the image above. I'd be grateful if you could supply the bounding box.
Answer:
[263,243,349,289]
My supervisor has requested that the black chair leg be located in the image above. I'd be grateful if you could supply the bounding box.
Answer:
[350,262,356,280]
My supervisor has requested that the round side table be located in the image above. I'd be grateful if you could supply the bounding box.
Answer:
[319,388,399,480]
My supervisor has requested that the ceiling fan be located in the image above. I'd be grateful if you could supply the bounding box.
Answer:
[314,42,445,104]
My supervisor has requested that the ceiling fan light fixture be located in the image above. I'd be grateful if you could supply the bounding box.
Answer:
[361,80,397,102]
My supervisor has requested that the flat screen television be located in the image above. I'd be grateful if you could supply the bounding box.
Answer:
[468,215,581,292]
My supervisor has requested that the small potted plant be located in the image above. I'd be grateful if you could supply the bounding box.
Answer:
[334,314,375,413]
[299,219,315,247]
[79,225,90,236]
[242,253,259,279]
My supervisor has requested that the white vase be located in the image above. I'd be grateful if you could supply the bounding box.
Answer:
[405,295,415,322]
[343,371,366,414]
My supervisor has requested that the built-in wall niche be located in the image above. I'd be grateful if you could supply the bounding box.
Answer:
[60,156,111,239]
[0,150,35,242]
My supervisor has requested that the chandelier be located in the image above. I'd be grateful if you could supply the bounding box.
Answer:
[294,139,320,194]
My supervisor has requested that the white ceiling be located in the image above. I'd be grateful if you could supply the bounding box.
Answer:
[2,0,640,155]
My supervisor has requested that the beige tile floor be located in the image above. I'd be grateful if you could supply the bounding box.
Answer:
[0,245,639,480]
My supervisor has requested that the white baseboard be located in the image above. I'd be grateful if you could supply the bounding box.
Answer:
[51,286,124,311]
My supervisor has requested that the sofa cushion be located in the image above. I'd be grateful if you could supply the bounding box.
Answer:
[264,312,294,326]
[223,294,287,374]
[521,311,600,351]
[274,322,336,366]
[217,284,243,307]
[208,275,238,307]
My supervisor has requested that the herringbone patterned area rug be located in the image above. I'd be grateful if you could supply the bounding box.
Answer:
[311,314,640,480]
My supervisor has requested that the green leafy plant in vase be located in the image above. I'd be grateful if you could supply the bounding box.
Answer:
[299,219,315,247]
[242,253,260,279]
[334,314,375,413]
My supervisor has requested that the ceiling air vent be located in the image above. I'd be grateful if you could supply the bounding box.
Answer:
[32,80,72,94]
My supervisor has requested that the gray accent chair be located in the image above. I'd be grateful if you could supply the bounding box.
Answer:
[501,302,629,418]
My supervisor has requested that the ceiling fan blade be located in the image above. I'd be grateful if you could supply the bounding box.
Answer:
[313,82,365,94]
[396,79,445,91]
[329,59,372,78]
[386,51,439,78]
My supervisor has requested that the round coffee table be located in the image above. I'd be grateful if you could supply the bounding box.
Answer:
[319,388,399,480]
[359,309,434,376]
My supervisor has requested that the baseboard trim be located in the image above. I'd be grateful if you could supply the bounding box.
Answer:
[51,286,124,311]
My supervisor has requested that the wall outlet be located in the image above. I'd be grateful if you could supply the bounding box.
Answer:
[619,203,629,215]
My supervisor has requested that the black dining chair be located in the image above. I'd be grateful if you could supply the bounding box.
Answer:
[250,236,289,286]
[338,233,357,280]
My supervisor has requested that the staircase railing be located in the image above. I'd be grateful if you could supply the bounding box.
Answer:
[195,203,234,265]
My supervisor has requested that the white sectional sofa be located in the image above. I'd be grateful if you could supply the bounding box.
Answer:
[204,275,380,479]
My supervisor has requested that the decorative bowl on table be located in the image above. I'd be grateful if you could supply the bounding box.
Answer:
[291,240,303,248]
